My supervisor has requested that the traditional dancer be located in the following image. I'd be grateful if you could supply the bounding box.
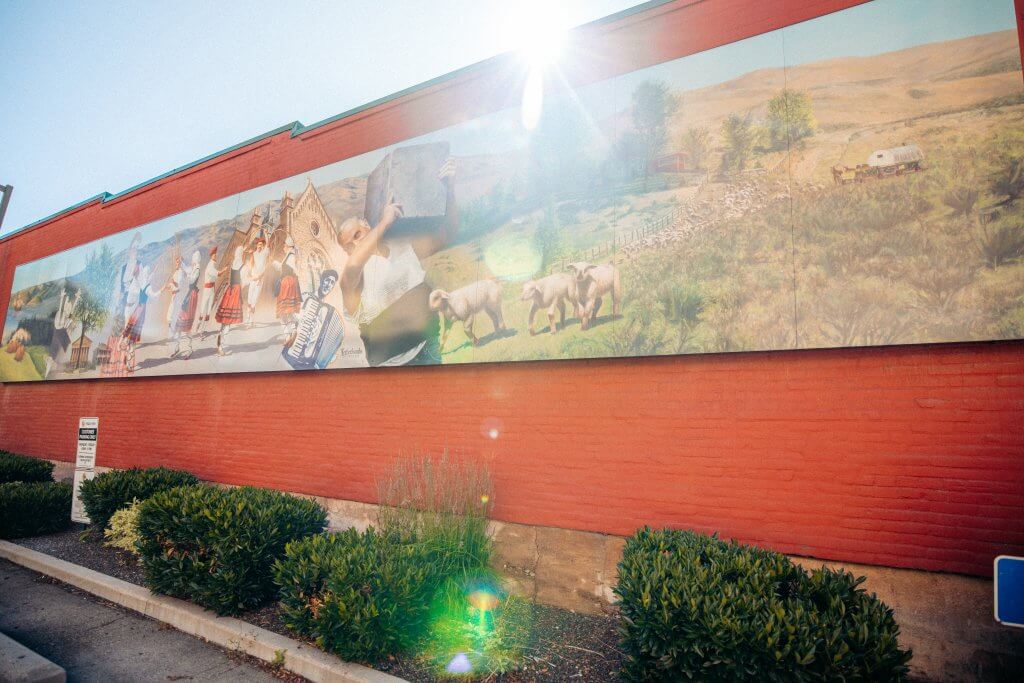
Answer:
[170,251,201,358]
[273,233,302,339]
[120,265,173,372]
[246,237,270,326]
[215,246,245,356]
[164,255,183,335]
[196,247,219,336]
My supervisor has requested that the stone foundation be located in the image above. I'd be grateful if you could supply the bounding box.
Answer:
[53,463,1024,682]
[303,491,1024,682]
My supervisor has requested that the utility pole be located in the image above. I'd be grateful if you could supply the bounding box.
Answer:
[0,184,12,232]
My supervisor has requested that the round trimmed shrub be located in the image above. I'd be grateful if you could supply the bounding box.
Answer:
[136,485,326,615]
[0,481,72,538]
[615,527,912,682]
[0,451,54,484]
[79,466,199,529]
[273,528,435,662]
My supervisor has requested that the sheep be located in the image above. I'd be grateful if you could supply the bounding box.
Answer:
[429,279,505,348]
[521,273,577,336]
[566,262,621,330]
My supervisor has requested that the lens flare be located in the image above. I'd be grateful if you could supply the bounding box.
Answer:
[483,234,541,281]
[521,68,544,131]
[468,589,501,612]
[445,652,473,674]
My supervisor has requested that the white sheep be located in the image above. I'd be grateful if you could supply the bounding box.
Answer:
[521,273,577,336]
[429,279,506,348]
[566,262,621,330]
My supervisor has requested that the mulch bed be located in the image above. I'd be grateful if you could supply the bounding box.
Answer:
[13,528,624,682]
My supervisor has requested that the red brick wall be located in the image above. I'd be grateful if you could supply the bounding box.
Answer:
[2,0,1023,577]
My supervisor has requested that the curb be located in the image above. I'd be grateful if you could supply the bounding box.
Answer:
[0,630,66,683]
[0,541,405,683]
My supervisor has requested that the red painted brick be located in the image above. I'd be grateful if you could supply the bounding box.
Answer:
[0,0,1022,579]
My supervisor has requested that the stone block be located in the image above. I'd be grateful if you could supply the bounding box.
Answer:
[364,142,450,238]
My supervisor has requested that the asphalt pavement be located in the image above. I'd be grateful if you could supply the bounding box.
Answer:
[0,559,282,682]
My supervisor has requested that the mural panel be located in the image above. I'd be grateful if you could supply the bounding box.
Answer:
[2,0,1021,381]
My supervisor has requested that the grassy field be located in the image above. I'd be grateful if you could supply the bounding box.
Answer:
[0,346,44,381]
[427,98,1024,365]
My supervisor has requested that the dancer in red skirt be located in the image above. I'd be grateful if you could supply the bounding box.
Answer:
[215,246,246,356]
[274,233,302,339]
[170,251,201,359]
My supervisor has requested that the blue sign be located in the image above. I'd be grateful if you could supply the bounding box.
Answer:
[995,556,1024,628]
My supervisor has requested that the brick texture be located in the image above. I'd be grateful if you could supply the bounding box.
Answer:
[1,0,1023,578]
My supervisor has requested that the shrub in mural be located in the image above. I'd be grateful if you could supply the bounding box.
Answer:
[2,0,1021,381]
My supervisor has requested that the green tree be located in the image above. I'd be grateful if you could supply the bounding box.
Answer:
[77,243,119,310]
[527,98,590,268]
[681,126,711,170]
[631,80,678,178]
[720,114,760,174]
[71,292,107,369]
[766,89,815,150]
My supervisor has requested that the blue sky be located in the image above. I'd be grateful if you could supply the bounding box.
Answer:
[5,0,1020,290]
[0,0,642,238]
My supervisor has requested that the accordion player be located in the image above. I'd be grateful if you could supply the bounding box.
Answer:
[282,269,344,370]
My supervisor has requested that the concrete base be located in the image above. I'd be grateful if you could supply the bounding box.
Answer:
[0,631,66,683]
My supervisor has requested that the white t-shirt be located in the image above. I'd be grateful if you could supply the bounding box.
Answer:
[351,241,426,325]
[343,240,427,366]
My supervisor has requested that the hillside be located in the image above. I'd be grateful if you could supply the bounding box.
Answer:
[664,29,1021,134]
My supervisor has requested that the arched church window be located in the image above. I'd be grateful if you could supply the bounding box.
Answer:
[310,220,320,237]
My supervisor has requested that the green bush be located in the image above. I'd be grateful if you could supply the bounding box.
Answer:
[136,485,325,615]
[79,466,199,530]
[0,482,72,538]
[0,451,54,483]
[274,528,435,663]
[615,527,911,682]
[103,498,142,556]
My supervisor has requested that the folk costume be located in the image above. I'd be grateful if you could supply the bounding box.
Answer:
[276,238,301,321]
[216,247,245,326]
[197,247,219,329]
[215,247,246,356]
[175,251,201,334]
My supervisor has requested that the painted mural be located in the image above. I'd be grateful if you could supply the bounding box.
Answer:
[2,0,1022,382]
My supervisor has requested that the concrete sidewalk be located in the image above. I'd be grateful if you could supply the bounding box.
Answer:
[0,559,283,682]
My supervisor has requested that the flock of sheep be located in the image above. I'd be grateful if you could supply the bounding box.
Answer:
[619,181,783,258]
[428,261,622,348]
[426,179,793,350]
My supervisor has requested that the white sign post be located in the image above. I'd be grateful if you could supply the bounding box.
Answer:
[71,417,98,524]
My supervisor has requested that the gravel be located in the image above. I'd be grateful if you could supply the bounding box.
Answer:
[12,529,624,682]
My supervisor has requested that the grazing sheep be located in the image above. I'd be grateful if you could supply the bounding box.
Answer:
[521,273,577,335]
[429,279,506,348]
[566,262,621,330]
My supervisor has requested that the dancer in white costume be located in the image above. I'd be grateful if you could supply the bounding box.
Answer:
[246,237,269,326]
[196,247,219,336]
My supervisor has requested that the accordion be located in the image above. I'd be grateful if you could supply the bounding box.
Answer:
[282,297,344,370]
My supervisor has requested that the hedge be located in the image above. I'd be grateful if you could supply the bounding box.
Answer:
[274,528,436,662]
[79,466,199,529]
[0,481,72,538]
[615,527,912,682]
[0,451,54,484]
[136,485,326,615]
